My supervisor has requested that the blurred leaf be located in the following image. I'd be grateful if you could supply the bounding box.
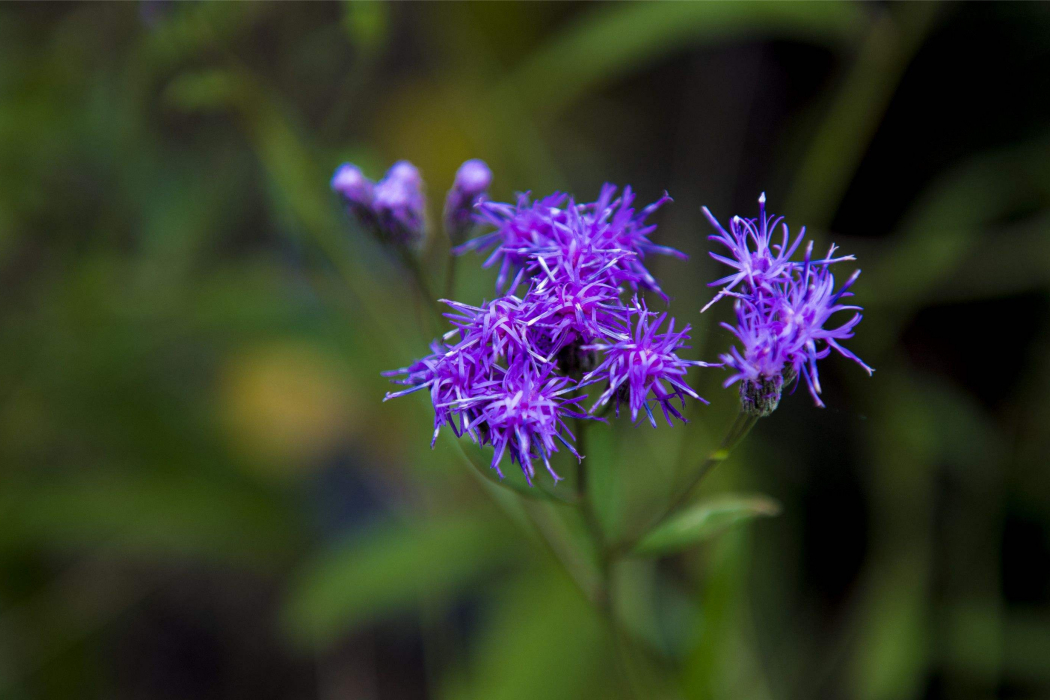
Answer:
[502,1,865,118]
[631,495,780,557]
[341,0,389,53]
[786,3,940,228]
[850,550,930,700]
[163,69,245,112]
[0,473,301,567]
[284,513,512,648]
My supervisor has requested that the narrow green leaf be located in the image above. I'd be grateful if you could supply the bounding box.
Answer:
[632,495,780,557]
[500,1,864,118]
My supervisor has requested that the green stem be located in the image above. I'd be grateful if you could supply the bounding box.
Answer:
[395,244,445,326]
[443,253,458,301]
[616,409,759,553]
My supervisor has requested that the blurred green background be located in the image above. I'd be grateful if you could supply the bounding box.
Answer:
[2,2,1050,698]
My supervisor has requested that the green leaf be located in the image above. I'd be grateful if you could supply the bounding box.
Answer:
[283,513,511,648]
[500,1,864,118]
[631,495,780,557]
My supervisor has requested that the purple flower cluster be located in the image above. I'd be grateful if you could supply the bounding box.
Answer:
[385,171,712,484]
[454,184,683,298]
[332,160,426,247]
[702,194,872,414]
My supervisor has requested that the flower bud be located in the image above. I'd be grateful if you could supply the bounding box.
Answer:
[740,374,784,417]
[444,159,492,244]
[373,160,427,247]
[331,163,375,223]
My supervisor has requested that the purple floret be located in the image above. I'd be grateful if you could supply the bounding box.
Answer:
[701,193,852,312]
[458,362,589,484]
[455,185,682,296]
[584,301,713,426]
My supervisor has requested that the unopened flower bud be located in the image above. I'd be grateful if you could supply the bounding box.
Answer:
[331,163,375,223]
[740,373,784,417]
[373,160,427,247]
[444,159,491,244]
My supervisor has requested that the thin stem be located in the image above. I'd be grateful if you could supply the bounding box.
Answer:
[444,253,458,300]
[395,244,445,325]
[574,417,610,608]
[615,409,759,554]
[521,499,603,606]
[575,417,590,502]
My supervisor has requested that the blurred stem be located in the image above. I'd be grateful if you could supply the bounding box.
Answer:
[614,409,759,554]
[785,3,940,228]
[575,417,610,608]
[521,499,604,606]
[394,244,444,331]
[444,253,458,300]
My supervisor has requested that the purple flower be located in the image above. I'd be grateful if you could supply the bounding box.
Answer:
[579,185,682,297]
[457,362,589,484]
[373,161,427,247]
[719,243,873,413]
[385,174,716,485]
[444,159,492,244]
[455,185,682,295]
[524,255,632,353]
[383,340,490,446]
[455,191,571,291]
[331,163,375,223]
[584,301,713,426]
[441,295,549,366]
[701,193,851,312]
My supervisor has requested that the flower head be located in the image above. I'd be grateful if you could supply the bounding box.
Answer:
[584,301,713,426]
[385,172,715,484]
[717,238,873,413]
[456,185,682,295]
[459,362,588,484]
[455,191,571,291]
[444,159,492,244]
[331,164,375,223]
[373,161,426,247]
[701,193,853,312]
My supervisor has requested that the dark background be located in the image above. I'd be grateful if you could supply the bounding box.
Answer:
[1,2,1049,699]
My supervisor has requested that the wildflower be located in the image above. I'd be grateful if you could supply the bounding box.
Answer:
[719,243,873,414]
[455,191,571,291]
[383,340,490,446]
[458,362,590,484]
[331,163,375,224]
[718,301,792,416]
[525,254,632,353]
[456,186,682,295]
[385,172,715,484]
[580,185,682,298]
[441,295,548,366]
[444,159,492,244]
[373,161,427,247]
[585,301,713,426]
[701,193,851,312]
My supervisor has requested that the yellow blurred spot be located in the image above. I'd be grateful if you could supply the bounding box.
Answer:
[218,341,361,476]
